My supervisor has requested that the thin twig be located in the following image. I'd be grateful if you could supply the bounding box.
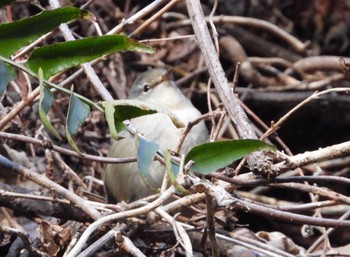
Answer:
[260,88,350,141]
[174,110,222,153]
[168,16,307,53]
[0,154,101,220]
[108,0,169,35]
[130,0,181,37]
[155,209,193,257]
[0,225,49,257]
[0,131,136,164]
[205,193,219,257]
[66,186,176,257]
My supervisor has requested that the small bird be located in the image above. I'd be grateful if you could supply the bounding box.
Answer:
[104,68,208,203]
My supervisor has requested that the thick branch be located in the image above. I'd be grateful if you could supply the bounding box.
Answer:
[186,0,275,176]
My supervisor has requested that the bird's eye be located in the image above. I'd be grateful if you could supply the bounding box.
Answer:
[143,85,150,93]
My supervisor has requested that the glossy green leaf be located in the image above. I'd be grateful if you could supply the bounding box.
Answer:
[0,60,15,94]
[102,99,185,130]
[104,101,121,140]
[164,151,190,195]
[66,86,90,153]
[185,139,276,174]
[136,135,159,178]
[0,0,16,8]
[27,35,156,79]
[0,7,92,58]
[38,69,61,140]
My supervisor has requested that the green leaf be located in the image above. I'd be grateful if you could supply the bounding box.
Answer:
[185,139,276,174]
[104,101,122,140]
[38,69,62,140]
[164,151,190,195]
[101,99,185,129]
[0,0,16,8]
[0,60,15,94]
[113,103,156,122]
[66,86,90,153]
[27,35,156,79]
[0,7,92,58]
[135,135,159,179]
[134,135,158,193]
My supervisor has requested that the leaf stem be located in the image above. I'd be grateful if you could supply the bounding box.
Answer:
[0,55,104,112]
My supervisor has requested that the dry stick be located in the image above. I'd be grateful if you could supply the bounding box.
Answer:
[159,199,295,257]
[79,199,193,255]
[247,57,306,77]
[302,73,345,90]
[291,56,350,73]
[249,88,350,179]
[168,16,307,53]
[208,0,220,54]
[130,0,181,37]
[197,82,239,139]
[235,197,350,228]
[149,193,350,256]
[242,88,327,214]
[163,197,305,257]
[210,172,350,190]
[260,88,350,153]
[66,187,176,257]
[186,0,275,176]
[239,100,292,155]
[155,209,193,257]
[108,0,168,35]
[218,236,291,257]
[307,209,350,253]
[0,131,136,164]
[277,201,340,213]
[207,78,216,141]
[52,151,87,190]
[205,194,219,257]
[140,34,196,43]
[248,88,349,202]
[271,182,350,206]
[194,178,350,225]
[0,189,70,204]
[0,154,100,220]
[273,140,350,173]
[154,189,350,253]
[207,0,220,142]
[211,108,226,141]
[174,110,223,153]
[75,229,116,257]
[0,225,49,257]
[119,236,147,257]
[237,191,338,213]
[13,31,54,59]
[0,86,40,130]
